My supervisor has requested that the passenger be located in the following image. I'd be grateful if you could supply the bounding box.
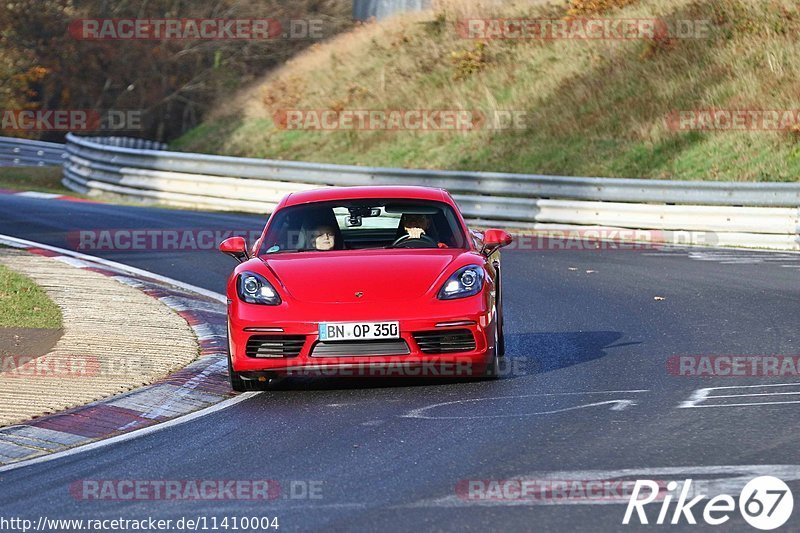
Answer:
[310,224,337,251]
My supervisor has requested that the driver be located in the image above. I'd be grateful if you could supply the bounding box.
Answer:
[399,214,448,248]
[310,224,337,251]
[402,214,431,240]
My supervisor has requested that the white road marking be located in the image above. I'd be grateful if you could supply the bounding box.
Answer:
[643,248,800,269]
[710,391,800,399]
[51,255,94,268]
[679,383,800,409]
[157,295,226,315]
[678,388,711,408]
[192,322,222,342]
[14,191,61,199]
[688,401,800,408]
[402,390,648,419]
[0,234,260,473]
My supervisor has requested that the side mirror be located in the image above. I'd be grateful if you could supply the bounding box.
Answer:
[481,229,513,256]
[219,236,249,263]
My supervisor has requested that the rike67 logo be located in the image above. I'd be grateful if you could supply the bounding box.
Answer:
[623,476,793,530]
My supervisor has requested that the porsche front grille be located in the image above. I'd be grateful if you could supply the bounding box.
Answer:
[246,335,306,358]
[310,340,411,357]
[413,330,476,354]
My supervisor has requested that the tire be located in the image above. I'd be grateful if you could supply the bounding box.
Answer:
[482,316,501,380]
[227,348,249,392]
[227,329,249,392]
[497,304,506,358]
[494,262,506,357]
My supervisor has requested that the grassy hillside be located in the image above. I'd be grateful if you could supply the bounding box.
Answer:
[174,0,800,182]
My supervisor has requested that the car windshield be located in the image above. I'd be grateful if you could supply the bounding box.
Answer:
[258,199,467,254]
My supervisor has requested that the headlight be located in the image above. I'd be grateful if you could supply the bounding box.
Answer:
[438,266,484,300]
[237,271,281,305]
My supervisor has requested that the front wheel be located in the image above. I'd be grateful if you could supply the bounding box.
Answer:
[497,304,506,358]
[495,266,506,357]
[227,348,249,392]
[481,317,501,380]
[227,329,249,392]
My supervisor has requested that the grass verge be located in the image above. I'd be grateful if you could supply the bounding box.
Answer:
[0,166,74,195]
[0,263,62,329]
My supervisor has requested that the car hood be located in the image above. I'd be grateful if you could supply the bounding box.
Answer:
[260,249,468,304]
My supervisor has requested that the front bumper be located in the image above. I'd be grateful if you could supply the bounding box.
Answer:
[228,299,495,378]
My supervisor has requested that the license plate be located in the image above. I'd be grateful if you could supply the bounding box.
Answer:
[318,321,400,341]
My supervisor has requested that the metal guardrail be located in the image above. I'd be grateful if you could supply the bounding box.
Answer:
[0,137,68,167]
[353,0,432,21]
[60,134,800,251]
[80,136,168,151]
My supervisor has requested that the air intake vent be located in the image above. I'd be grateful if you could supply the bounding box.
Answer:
[311,340,410,357]
[246,335,305,358]
[413,330,476,354]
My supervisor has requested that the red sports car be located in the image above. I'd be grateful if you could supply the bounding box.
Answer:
[219,186,513,390]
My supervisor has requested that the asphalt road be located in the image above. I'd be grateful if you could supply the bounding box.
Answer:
[1,195,799,532]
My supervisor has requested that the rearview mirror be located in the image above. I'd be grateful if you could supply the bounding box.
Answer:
[219,236,249,263]
[481,229,513,256]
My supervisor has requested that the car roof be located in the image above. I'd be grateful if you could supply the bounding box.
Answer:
[282,186,448,207]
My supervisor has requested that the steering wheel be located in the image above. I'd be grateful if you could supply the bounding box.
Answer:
[390,234,439,249]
